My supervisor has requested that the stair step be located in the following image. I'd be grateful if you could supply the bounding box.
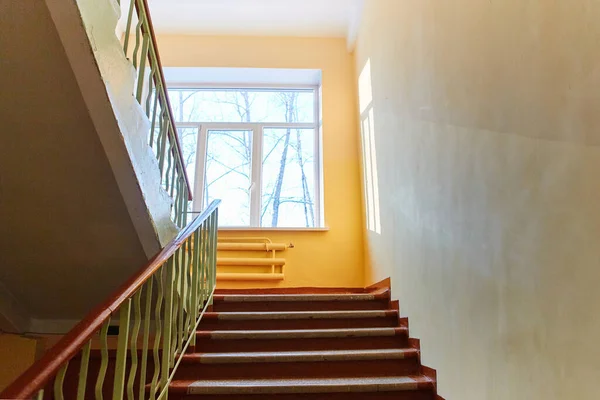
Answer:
[199,310,399,330]
[168,376,435,397]
[175,348,420,380]
[212,290,391,312]
[193,327,409,352]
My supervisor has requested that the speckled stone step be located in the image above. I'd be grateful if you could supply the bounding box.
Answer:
[168,376,435,397]
[199,310,399,330]
[193,327,409,353]
[212,290,391,312]
[175,348,420,380]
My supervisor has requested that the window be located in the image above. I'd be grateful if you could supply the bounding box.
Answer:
[171,87,322,228]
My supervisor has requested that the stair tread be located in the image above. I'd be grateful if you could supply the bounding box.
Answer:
[170,376,434,395]
[184,348,418,364]
[214,290,389,303]
[204,310,397,320]
[197,327,407,340]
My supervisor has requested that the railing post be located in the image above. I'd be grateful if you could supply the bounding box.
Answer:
[113,300,132,400]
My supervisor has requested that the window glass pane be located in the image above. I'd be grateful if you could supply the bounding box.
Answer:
[261,128,315,228]
[204,130,253,226]
[168,89,314,123]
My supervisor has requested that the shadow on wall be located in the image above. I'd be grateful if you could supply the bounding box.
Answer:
[358,58,381,235]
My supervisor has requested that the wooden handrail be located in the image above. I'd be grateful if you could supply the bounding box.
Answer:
[136,0,193,201]
[0,200,221,399]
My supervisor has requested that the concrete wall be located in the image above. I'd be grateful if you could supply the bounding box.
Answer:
[0,0,149,330]
[156,35,365,288]
[354,0,600,398]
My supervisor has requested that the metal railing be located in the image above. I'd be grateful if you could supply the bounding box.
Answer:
[0,201,221,400]
[122,0,192,227]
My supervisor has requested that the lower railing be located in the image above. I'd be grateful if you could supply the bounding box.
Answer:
[0,200,221,400]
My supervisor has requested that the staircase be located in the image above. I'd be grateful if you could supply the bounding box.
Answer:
[166,286,440,399]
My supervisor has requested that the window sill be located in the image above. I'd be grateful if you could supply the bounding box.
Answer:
[218,227,330,232]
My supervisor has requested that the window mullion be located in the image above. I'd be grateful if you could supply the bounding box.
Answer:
[250,126,263,227]
[193,124,207,213]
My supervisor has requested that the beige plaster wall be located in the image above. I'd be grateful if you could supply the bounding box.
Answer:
[354,1,600,398]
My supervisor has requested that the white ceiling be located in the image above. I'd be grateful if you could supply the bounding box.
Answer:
[137,0,364,50]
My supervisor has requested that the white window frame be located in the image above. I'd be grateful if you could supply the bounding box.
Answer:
[173,85,323,228]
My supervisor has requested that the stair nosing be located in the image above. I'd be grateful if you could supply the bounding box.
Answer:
[196,327,408,340]
[183,348,418,364]
[169,376,433,395]
[204,310,397,320]
[215,291,389,303]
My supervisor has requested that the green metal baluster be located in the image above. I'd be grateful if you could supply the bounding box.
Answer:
[183,186,189,226]
[179,179,186,227]
[191,228,200,346]
[179,178,185,226]
[208,213,215,293]
[95,320,110,400]
[170,154,177,199]
[123,0,135,54]
[146,68,155,117]
[127,291,142,400]
[186,233,193,335]
[136,33,150,103]
[150,272,164,400]
[178,243,187,352]
[199,221,207,306]
[53,361,69,400]
[158,110,169,176]
[170,250,181,362]
[206,216,212,296]
[149,81,160,147]
[139,279,154,400]
[131,0,143,69]
[113,301,132,400]
[179,178,185,227]
[172,176,180,226]
[211,211,219,293]
[204,220,210,301]
[165,134,174,194]
[77,341,92,400]
[161,258,175,392]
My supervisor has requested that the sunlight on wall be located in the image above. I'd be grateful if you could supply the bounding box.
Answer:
[358,59,381,234]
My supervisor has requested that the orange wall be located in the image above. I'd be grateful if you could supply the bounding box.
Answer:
[0,334,37,392]
[156,35,364,288]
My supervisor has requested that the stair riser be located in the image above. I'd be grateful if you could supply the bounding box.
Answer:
[198,317,398,330]
[169,390,436,400]
[192,335,409,353]
[212,300,390,312]
[175,359,421,380]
